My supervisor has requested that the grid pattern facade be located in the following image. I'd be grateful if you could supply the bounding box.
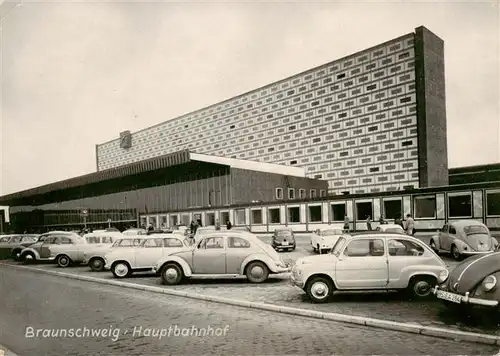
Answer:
[97,33,422,195]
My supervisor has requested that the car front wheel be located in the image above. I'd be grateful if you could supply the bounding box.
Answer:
[246,261,269,283]
[89,258,105,272]
[21,252,35,264]
[161,263,183,285]
[429,239,439,254]
[57,254,72,268]
[111,262,132,278]
[451,245,461,261]
[306,276,334,303]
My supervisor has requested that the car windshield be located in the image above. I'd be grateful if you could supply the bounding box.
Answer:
[463,225,489,236]
[276,230,292,236]
[321,229,342,236]
[385,228,404,233]
[332,236,347,256]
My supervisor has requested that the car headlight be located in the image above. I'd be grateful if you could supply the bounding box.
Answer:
[438,269,449,283]
[482,275,497,291]
[275,260,285,268]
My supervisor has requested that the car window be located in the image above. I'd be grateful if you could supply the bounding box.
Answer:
[463,225,489,235]
[10,236,22,243]
[228,236,251,248]
[441,225,448,233]
[343,239,385,257]
[449,226,457,234]
[332,237,347,256]
[101,236,114,244]
[388,239,425,256]
[0,236,11,242]
[164,238,184,248]
[116,239,134,247]
[143,238,163,248]
[200,237,224,249]
[43,236,57,244]
[57,237,73,244]
[321,229,343,236]
[386,228,404,233]
[22,236,37,243]
[86,236,99,244]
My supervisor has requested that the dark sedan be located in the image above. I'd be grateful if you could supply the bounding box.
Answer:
[432,251,500,311]
[271,228,296,252]
[0,234,39,260]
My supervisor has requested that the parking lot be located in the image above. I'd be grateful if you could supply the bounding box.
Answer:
[3,233,498,339]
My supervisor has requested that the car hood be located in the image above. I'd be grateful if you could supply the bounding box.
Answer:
[459,233,492,251]
[318,235,341,244]
[296,254,335,266]
[448,251,500,293]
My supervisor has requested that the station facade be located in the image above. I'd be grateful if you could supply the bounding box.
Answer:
[96,26,448,195]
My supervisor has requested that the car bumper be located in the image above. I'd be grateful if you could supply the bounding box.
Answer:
[460,250,494,256]
[152,265,158,274]
[432,285,499,307]
[290,273,304,288]
[273,243,295,249]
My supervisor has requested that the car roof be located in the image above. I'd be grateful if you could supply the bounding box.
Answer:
[346,231,412,238]
[84,232,123,237]
[378,224,404,229]
[316,224,344,230]
[447,220,488,229]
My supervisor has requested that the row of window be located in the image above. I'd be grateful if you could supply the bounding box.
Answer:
[275,188,327,200]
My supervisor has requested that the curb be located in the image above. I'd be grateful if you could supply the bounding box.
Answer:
[2,263,500,346]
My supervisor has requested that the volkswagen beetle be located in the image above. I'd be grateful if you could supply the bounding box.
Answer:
[432,251,500,311]
[429,220,498,261]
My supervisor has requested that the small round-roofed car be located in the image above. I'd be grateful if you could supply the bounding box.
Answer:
[429,220,498,261]
[433,251,500,312]
[153,231,289,285]
[375,224,405,234]
[291,232,449,303]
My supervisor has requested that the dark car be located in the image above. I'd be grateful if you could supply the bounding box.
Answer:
[0,234,40,260]
[432,251,500,312]
[271,228,296,252]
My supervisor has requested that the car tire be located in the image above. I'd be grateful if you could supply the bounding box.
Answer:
[246,261,269,283]
[429,239,439,254]
[160,263,183,285]
[451,245,461,261]
[306,276,334,303]
[21,251,35,264]
[89,257,105,272]
[317,244,321,254]
[407,276,436,299]
[11,249,22,261]
[57,254,72,268]
[111,261,132,278]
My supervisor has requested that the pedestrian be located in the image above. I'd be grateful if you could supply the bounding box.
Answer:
[366,216,372,231]
[343,215,350,233]
[394,213,404,228]
[404,214,415,236]
[215,219,221,230]
[226,220,232,230]
[189,220,195,234]
[197,218,203,227]
[379,214,386,225]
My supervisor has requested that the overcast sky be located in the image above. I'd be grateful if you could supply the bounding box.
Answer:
[0,0,499,196]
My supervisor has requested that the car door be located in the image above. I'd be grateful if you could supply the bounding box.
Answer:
[134,238,164,268]
[225,236,252,274]
[39,236,59,258]
[438,224,450,251]
[335,238,388,289]
[448,225,458,248]
[192,236,226,274]
[57,236,78,259]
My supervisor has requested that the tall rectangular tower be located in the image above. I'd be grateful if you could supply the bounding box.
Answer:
[96,26,448,195]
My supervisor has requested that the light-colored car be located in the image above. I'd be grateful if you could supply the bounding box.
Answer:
[19,231,82,263]
[49,231,124,268]
[290,232,449,303]
[193,226,249,243]
[83,235,142,272]
[152,231,290,285]
[104,234,189,278]
[375,224,405,234]
[429,220,498,261]
[123,228,147,236]
[310,225,344,254]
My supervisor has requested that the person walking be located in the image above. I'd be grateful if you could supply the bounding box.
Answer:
[394,213,404,228]
[343,215,350,233]
[379,214,386,225]
[215,219,221,230]
[366,216,372,231]
[405,214,415,236]
[226,220,232,230]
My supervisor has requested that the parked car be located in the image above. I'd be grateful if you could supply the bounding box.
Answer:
[429,220,498,261]
[83,235,144,272]
[48,231,123,268]
[432,251,500,311]
[104,234,188,278]
[193,226,249,243]
[19,231,82,263]
[310,225,344,254]
[152,231,290,285]
[271,228,296,252]
[375,224,405,234]
[290,232,449,303]
[0,234,39,260]
[123,228,147,236]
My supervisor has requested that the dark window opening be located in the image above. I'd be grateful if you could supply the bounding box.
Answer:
[356,202,373,220]
[383,199,402,220]
[309,206,322,222]
[449,194,472,218]
[268,208,281,224]
[288,207,300,223]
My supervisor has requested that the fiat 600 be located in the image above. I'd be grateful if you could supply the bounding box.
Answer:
[291,232,449,303]
[432,251,500,311]
[152,231,289,285]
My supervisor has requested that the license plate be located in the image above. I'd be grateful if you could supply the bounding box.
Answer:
[282,241,289,246]
[436,290,462,304]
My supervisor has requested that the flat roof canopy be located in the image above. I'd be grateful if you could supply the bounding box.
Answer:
[0,150,306,205]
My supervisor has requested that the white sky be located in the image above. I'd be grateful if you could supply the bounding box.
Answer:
[0,0,499,196]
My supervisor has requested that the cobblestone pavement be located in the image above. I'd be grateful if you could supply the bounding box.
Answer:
[1,266,498,356]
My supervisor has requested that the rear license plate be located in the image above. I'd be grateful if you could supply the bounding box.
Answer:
[436,290,462,304]
[282,241,289,246]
